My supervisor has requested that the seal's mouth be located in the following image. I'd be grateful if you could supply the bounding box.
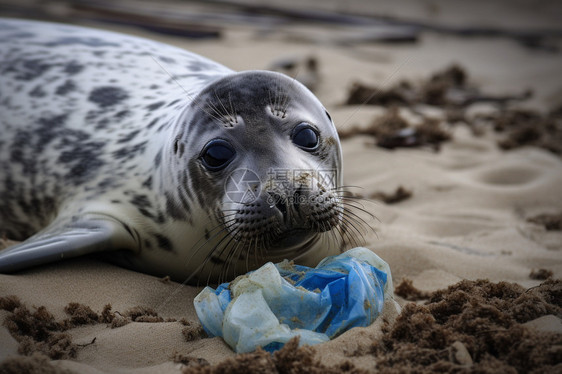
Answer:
[262,230,320,263]
[268,228,315,250]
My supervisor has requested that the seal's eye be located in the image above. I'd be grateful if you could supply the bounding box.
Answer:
[201,139,235,171]
[292,123,319,151]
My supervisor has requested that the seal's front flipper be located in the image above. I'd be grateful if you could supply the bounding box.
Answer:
[0,215,139,273]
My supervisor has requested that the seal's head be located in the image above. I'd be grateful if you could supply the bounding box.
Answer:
[169,71,348,282]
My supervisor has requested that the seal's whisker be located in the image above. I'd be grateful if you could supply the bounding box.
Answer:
[331,188,367,195]
[256,232,268,263]
[338,215,364,248]
[162,220,235,290]
[259,234,269,264]
[329,221,346,247]
[269,80,278,113]
[331,187,373,201]
[206,92,228,123]
[325,227,341,255]
[256,234,271,264]
[342,202,381,230]
[331,191,368,200]
[218,233,244,283]
[227,92,237,123]
[340,198,377,220]
[234,236,254,273]
[340,209,371,237]
[332,223,347,253]
[274,76,284,114]
[332,184,366,191]
[214,90,230,117]
[202,226,243,286]
[207,233,240,285]
[257,232,270,259]
[341,200,377,224]
[268,87,274,114]
[339,196,372,212]
[331,185,367,195]
[149,55,225,124]
[256,236,265,267]
[280,89,290,118]
[245,237,252,272]
[341,200,373,228]
[334,218,357,246]
[191,231,233,285]
[319,222,337,256]
[331,186,374,199]
[185,218,238,275]
[219,209,241,214]
[206,99,223,120]
[341,208,376,236]
[333,222,355,249]
[271,83,277,112]
[186,216,237,260]
[253,238,263,270]
[251,237,260,269]
[339,196,376,210]
[180,224,233,287]
[229,240,245,280]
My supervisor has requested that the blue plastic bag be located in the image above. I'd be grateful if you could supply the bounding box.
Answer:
[194,247,393,353]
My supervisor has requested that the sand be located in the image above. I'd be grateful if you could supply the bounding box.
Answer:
[1,1,561,373]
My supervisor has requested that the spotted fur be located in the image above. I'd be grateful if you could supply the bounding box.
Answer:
[0,19,346,282]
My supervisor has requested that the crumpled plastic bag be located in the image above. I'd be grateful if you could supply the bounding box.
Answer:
[194,247,393,353]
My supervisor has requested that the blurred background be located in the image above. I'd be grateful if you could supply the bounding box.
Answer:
[1,0,561,111]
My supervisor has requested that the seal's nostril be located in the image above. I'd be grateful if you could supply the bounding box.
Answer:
[268,192,287,218]
[293,186,303,213]
[276,199,287,218]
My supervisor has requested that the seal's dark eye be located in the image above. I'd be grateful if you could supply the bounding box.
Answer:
[201,139,235,171]
[292,124,319,151]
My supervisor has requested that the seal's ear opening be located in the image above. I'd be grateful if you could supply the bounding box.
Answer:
[325,110,333,122]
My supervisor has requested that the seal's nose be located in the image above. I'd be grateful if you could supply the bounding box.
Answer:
[268,188,310,226]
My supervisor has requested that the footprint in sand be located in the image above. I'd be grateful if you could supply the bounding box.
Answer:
[475,164,541,186]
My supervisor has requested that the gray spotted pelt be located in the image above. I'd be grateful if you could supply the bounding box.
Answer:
[0,19,348,283]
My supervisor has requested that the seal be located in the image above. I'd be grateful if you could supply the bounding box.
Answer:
[0,19,355,283]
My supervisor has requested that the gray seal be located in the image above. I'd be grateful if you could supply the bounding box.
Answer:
[0,19,351,283]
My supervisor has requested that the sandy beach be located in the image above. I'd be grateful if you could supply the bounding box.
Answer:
[0,1,561,372]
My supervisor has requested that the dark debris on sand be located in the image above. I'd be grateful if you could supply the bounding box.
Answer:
[183,279,561,374]
[345,65,529,109]
[374,279,562,373]
[341,64,562,157]
[181,319,207,341]
[182,337,368,374]
[527,212,562,231]
[0,296,78,359]
[370,186,413,205]
[173,352,211,369]
[530,269,554,281]
[394,278,432,301]
[0,296,205,362]
[0,352,75,374]
[339,107,451,151]
[125,306,164,323]
[492,108,562,155]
